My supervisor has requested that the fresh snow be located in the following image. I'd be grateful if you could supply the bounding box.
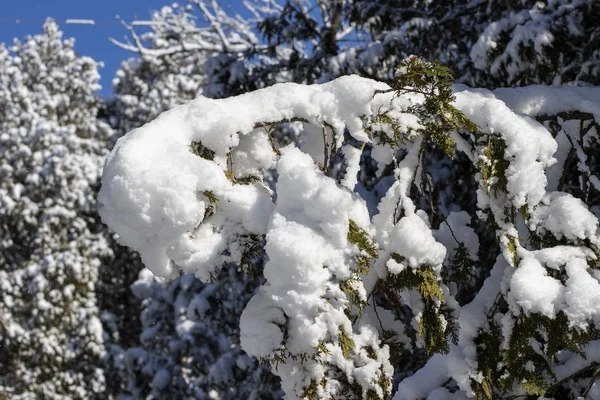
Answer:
[99,74,600,399]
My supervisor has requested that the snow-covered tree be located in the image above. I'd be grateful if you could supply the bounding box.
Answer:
[99,56,600,399]
[350,0,600,87]
[116,0,600,93]
[115,265,281,400]
[108,4,211,134]
[110,0,390,100]
[0,19,116,399]
[109,0,269,121]
[105,2,600,398]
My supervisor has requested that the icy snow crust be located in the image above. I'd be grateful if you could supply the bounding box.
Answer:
[99,76,600,399]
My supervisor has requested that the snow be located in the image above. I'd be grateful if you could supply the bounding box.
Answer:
[389,214,446,269]
[563,257,600,328]
[493,85,600,120]
[99,73,600,399]
[531,192,599,242]
[454,87,557,209]
[0,19,114,397]
[241,147,388,397]
[434,211,479,263]
[395,355,451,399]
[508,256,563,318]
[3,0,599,397]
[240,288,286,358]
[99,75,387,281]
[152,368,171,390]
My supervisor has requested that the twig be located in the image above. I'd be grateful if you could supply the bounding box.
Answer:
[583,366,600,398]
[252,117,309,129]
[373,89,394,96]
[545,362,599,398]
[261,123,280,155]
[227,149,235,182]
[422,171,438,226]
[323,126,330,175]
[442,218,460,245]
[372,299,386,335]
[535,111,595,123]
[195,0,232,52]
[323,121,337,171]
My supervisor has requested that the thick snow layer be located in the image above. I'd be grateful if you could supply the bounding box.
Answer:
[100,78,597,282]
[99,75,387,279]
[242,148,388,398]
[493,85,600,120]
[389,214,446,268]
[395,355,450,399]
[563,257,600,328]
[531,192,599,242]
[99,74,600,400]
[508,256,564,318]
[454,87,557,209]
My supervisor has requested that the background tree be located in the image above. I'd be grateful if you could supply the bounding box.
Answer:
[111,0,385,98]
[108,4,210,133]
[349,0,600,87]
[0,19,114,399]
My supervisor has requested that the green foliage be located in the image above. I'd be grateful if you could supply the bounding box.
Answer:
[194,190,218,225]
[471,312,600,399]
[529,230,570,252]
[394,56,478,158]
[235,174,262,185]
[7,1,599,398]
[348,220,377,271]
[442,243,475,285]
[331,366,390,400]
[301,379,326,400]
[479,135,509,196]
[261,346,317,370]
[224,170,235,182]
[384,254,455,354]
[365,57,477,161]
[339,326,356,359]
[364,112,405,148]
[339,220,378,313]
[340,278,367,310]
[471,321,503,400]
[506,236,519,267]
[190,140,215,160]
[238,233,266,276]
[203,190,218,204]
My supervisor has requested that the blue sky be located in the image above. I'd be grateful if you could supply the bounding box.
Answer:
[0,1,243,97]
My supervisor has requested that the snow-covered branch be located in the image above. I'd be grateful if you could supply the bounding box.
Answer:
[100,58,600,399]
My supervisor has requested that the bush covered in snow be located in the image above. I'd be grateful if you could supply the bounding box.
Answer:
[99,56,600,399]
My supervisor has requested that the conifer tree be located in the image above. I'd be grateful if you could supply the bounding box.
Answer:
[100,53,600,399]
[106,2,600,398]
[0,19,115,399]
[349,0,600,87]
